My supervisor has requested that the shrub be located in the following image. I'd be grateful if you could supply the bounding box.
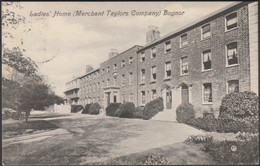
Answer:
[82,104,91,114]
[2,108,25,120]
[219,91,258,120]
[115,102,135,118]
[142,97,164,120]
[176,103,195,123]
[202,136,259,164]
[106,103,121,117]
[133,106,144,119]
[218,118,258,133]
[185,135,213,144]
[71,105,83,113]
[143,154,169,165]
[89,103,101,115]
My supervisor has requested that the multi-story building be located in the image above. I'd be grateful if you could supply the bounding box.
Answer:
[64,78,80,105]
[65,1,258,118]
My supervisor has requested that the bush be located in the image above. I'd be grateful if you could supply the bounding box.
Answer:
[219,91,258,119]
[142,97,164,120]
[133,106,144,119]
[81,104,91,114]
[2,108,25,120]
[143,154,169,165]
[106,103,121,117]
[115,102,135,118]
[176,103,195,123]
[71,105,83,113]
[218,118,258,133]
[202,136,259,164]
[185,135,213,144]
[89,103,101,115]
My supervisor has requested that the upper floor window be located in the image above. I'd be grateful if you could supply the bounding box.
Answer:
[107,79,110,86]
[180,34,188,47]
[140,52,145,62]
[129,72,133,85]
[129,56,133,64]
[151,66,157,81]
[114,64,117,71]
[226,42,238,66]
[180,57,188,75]
[102,69,105,74]
[140,69,145,83]
[226,12,238,31]
[201,24,211,39]
[121,60,125,67]
[107,67,110,73]
[151,47,156,58]
[113,77,117,86]
[203,83,213,103]
[165,62,171,78]
[165,41,171,53]
[202,50,212,71]
[227,80,239,93]
[97,82,100,91]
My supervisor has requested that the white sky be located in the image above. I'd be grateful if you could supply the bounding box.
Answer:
[3,1,235,97]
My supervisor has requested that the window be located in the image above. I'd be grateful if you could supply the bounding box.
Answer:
[141,91,146,105]
[140,52,145,62]
[129,72,133,85]
[114,64,117,71]
[89,85,92,93]
[107,67,110,73]
[129,56,133,64]
[151,66,157,81]
[121,60,125,67]
[226,12,238,31]
[107,79,110,86]
[122,94,126,103]
[93,83,95,92]
[201,24,211,39]
[203,83,212,103]
[97,82,100,91]
[180,34,188,47]
[151,47,156,58]
[202,50,212,71]
[165,62,171,78]
[227,80,239,93]
[102,69,105,74]
[180,57,188,75]
[113,77,117,86]
[141,69,145,83]
[122,74,126,86]
[151,90,157,100]
[165,41,171,53]
[226,42,238,66]
[129,93,134,102]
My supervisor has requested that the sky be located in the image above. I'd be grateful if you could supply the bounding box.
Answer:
[3,1,235,97]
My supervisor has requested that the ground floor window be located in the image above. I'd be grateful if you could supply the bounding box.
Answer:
[203,83,212,103]
[141,91,146,105]
[151,90,157,100]
[227,80,239,93]
[129,93,134,102]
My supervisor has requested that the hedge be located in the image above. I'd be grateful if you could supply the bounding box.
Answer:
[133,106,144,119]
[176,103,195,124]
[71,105,83,113]
[106,103,121,117]
[81,103,92,114]
[89,103,101,115]
[2,108,25,120]
[142,97,164,120]
[115,102,135,118]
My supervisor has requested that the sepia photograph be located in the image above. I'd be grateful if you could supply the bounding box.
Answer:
[2,1,259,165]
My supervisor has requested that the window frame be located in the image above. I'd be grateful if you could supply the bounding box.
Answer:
[180,33,188,48]
[129,56,133,64]
[141,91,146,105]
[140,52,145,62]
[165,61,172,79]
[151,89,157,101]
[180,56,189,76]
[201,23,212,40]
[226,80,239,94]
[202,83,213,104]
[201,49,212,72]
[225,12,238,32]
[225,41,239,67]
[140,69,145,84]
[151,47,157,58]
[129,72,133,85]
[164,41,172,53]
[151,66,157,82]
[121,60,125,68]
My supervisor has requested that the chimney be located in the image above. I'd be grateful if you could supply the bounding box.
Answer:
[146,25,160,44]
[86,65,94,73]
[109,49,119,59]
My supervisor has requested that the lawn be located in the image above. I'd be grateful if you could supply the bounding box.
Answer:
[3,114,213,165]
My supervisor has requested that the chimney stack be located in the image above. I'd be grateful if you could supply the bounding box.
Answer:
[109,49,119,59]
[146,25,160,44]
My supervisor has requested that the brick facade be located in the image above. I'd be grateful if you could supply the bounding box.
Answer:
[64,2,258,118]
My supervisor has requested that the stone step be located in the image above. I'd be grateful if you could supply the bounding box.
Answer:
[151,109,176,122]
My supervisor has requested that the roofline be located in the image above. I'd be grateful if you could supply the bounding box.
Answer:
[137,1,249,53]
[101,45,143,65]
[78,68,100,79]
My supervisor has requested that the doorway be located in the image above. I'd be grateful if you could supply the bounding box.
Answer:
[166,88,172,109]
[181,84,189,104]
